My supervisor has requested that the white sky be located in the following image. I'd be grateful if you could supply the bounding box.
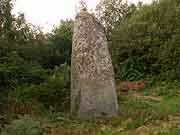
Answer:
[13,0,152,32]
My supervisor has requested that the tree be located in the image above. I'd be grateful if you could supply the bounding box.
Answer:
[111,0,180,81]
[0,0,14,39]
[95,0,131,39]
[0,0,72,112]
[49,20,73,66]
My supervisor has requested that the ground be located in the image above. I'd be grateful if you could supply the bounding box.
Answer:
[1,81,180,135]
[40,81,180,135]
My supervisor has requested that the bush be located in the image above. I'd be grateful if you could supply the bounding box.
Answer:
[97,129,113,135]
[116,56,147,81]
[1,116,43,135]
[111,0,180,81]
[9,64,70,112]
[0,51,49,89]
[0,0,73,116]
[5,98,46,117]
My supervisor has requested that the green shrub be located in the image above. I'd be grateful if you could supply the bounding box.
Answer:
[116,56,146,81]
[111,0,180,81]
[97,129,113,135]
[1,116,43,135]
[5,98,46,117]
[9,64,70,112]
[0,51,49,89]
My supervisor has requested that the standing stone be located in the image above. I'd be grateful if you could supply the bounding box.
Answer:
[71,10,118,119]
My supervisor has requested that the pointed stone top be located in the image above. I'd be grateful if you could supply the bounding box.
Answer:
[78,8,90,17]
[75,8,105,32]
[81,7,87,12]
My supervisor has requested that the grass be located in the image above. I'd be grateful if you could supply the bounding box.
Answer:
[1,80,180,135]
[158,129,180,135]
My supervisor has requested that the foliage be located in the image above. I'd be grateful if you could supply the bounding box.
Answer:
[0,56,48,89]
[0,0,14,39]
[9,64,70,112]
[49,20,73,66]
[1,2,180,135]
[97,129,113,135]
[96,0,134,39]
[0,0,72,114]
[1,116,43,135]
[116,56,146,81]
[111,0,180,81]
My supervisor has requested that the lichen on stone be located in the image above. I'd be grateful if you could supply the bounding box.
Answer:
[71,10,118,119]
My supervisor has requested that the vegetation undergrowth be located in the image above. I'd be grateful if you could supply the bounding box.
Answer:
[1,80,180,135]
[0,0,180,134]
